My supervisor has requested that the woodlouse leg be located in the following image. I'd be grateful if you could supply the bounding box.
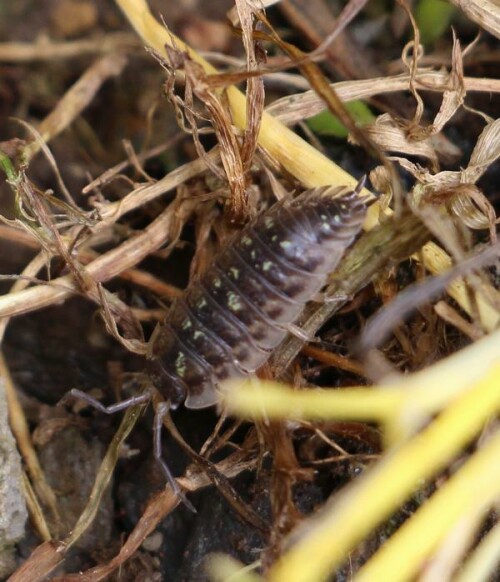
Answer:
[153,402,197,513]
[58,388,152,413]
[60,389,196,512]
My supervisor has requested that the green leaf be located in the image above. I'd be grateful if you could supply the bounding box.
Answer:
[306,101,375,138]
[416,0,456,44]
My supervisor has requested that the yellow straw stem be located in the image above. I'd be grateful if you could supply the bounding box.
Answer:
[114,0,364,192]
[456,520,500,582]
[224,328,500,429]
[223,380,402,422]
[266,363,500,582]
[355,430,500,581]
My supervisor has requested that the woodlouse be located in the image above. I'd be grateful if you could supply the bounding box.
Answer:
[147,184,367,410]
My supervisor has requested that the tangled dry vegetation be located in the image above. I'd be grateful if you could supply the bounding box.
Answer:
[0,0,499,580]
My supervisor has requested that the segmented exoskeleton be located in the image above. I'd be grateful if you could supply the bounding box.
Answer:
[148,185,367,409]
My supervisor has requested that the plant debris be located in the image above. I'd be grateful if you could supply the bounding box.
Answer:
[0,0,499,580]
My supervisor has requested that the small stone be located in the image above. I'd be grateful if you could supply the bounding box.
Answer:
[0,379,28,578]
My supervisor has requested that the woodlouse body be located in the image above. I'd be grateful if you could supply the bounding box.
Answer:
[148,185,367,409]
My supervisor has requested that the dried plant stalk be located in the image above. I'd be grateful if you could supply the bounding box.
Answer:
[448,0,500,39]
[267,72,500,124]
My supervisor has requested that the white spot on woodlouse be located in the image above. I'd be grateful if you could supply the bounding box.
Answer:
[213,277,222,288]
[197,298,207,308]
[280,240,292,249]
[182,319,192,330]
[230,267,239,279]
[227,292,242,311]
[264,217,274,229]
[193,330,205,340]
[262,261,273,272]
[175,352,186,377]
[333,215,341,223]
[242,236,252,246]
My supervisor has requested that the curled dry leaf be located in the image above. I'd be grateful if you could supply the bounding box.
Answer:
[404,119,500,235]
[468,117,500,178]
[155,24,263,224]
[448,185,498,241]
[359,114,439,167]
[407,34,466,141]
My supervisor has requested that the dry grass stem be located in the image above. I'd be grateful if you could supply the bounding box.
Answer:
[0,203,175,317]
[267,72,500,124]
[0,33,140,62]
